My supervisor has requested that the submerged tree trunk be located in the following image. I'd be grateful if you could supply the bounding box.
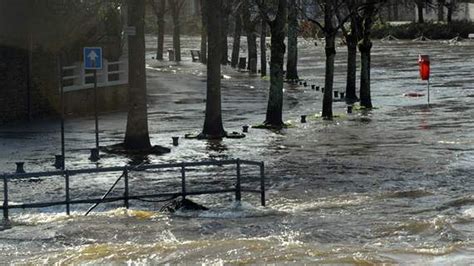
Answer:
[264,0,287,127]
[260,19,267,76]
[201,0,226,138]
[200,0,207,64]
[359,41,372,109]
[359,5,375,109]
[231,11,242,68]
[322,34,336,119]
[345,15,359,104]
[346,35,358,104]
[124,0,151,149]
[286,0,299,81]
[321,0,335,120]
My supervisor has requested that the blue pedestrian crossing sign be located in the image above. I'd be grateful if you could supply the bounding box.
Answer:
[84,47,103,70]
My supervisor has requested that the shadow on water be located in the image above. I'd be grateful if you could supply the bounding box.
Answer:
[206,139,228,153]
[126,154,151,166]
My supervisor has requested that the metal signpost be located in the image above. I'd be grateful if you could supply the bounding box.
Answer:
[58,57,65,170]
[84,47,103,161]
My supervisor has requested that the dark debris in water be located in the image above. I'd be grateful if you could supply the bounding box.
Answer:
[160,198,209,213]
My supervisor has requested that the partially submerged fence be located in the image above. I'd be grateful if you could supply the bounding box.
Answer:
[1,159,265,221]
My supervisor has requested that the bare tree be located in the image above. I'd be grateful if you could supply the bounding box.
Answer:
[243,0,259,73]
[306,0,349,120]
[149,0,167,60]
[168,0,186,62]
[231,6,243,68]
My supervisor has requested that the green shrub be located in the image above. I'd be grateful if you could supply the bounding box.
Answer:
[372,21,474,40]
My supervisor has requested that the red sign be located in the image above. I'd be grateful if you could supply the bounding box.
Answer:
[419,55,430,80]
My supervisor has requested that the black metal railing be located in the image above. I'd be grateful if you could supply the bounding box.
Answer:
[0,159,265,221]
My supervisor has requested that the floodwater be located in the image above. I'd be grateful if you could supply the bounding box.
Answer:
[0,36,474,264]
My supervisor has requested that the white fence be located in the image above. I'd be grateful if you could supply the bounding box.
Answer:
[61,57,129,92]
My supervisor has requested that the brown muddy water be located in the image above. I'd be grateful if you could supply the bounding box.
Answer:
[0,36,473,264]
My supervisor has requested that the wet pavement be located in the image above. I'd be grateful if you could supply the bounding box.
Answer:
[0,36,473,264]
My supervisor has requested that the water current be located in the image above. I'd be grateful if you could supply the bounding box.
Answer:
[0,36,473,264]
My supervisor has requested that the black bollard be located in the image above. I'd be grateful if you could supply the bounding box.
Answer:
[15,162,25,174]
[301,115,307,123]
[54,155,64,170]
[258,69,261,74]
[172,137,179,146]
[299,81,303,85]
[347,105,353,114]
[303,82,308,87]
[89,148,100,162]
[242,125,249,133]
[334,91,339,98]
[340,92,345,99]
[311,85,315,90]
[316,86,320,91]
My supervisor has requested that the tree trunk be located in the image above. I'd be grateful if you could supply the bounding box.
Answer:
[156,0,166,60]
[322,34,335,120]
[172,17,181,61]
[243,0,257,73]
[231,12,242,68]
[393,0,399,20]
[438,0,445,22]
[359,6,375,109]
[359,41,372,109]
[221,2,230,65]
[322,0,335,120]
[202,0,226,138]
[260,19,267,76]
[200,0,207,64]
[346,34,358,104]
[264,0,287,127]
[170,0,182,62]
[447,2,454,23]
[247,33,257,73]
[124,0,151,149]
[417,3,424,23]
[286,0,299,81]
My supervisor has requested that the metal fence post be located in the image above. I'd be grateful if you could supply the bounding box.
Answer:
[260,162,265,206]
[65,171,70,215]
[236,159,241,202]
[124,168,129,209]
[181,163,186,200]
[3,177,8,221]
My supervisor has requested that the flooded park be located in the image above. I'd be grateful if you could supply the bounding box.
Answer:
[0,35,473,264]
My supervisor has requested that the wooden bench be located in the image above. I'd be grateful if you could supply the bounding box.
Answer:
[190,50,201,62]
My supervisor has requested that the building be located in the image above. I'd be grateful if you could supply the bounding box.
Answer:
[0,0,128,125]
